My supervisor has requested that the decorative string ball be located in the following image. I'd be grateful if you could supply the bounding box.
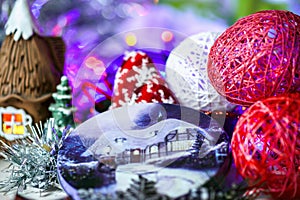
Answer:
[166,32,234,111]
[231,93,300,199]
[208,10,300,106]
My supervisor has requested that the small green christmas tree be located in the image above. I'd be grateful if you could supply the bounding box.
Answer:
[49,76,76,135]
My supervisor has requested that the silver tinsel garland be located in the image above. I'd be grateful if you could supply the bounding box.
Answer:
[0,118,71,193]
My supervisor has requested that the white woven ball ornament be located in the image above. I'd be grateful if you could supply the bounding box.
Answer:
[165,32,233,111]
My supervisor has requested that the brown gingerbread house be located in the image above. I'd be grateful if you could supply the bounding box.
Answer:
[0,0,65,123]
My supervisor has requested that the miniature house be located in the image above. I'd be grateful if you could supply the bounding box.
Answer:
[0,0,65,126]
[0,0,65,141]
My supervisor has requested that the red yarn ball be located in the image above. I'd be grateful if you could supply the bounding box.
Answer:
[208,10,300,106]
[231,93,300,199]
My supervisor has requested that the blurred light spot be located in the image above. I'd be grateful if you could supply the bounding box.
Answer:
[102,6,116,20]
[52,24,63,36]
[154,0,159,4]
[90,107,95,113]
[85,56,105,69]
[127,3,148,17]
[85,56,106,75]
[116,4,127,18]
[125,33,137,46]
[161,31,173,42]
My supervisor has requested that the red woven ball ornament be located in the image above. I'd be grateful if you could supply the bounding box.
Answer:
[208,10,300,106]
[231,93,300,199]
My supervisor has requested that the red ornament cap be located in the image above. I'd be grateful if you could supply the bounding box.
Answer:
[135,81,178,104]
[111,51,178,108]
[231,93,300,199]
[208,10,300,106]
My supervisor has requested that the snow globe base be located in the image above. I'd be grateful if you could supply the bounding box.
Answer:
[57,103,229,199]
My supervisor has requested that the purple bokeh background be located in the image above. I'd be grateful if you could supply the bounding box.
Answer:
[28,0,227,122]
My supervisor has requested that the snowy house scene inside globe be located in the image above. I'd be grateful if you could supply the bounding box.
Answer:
[57,103,229,199]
